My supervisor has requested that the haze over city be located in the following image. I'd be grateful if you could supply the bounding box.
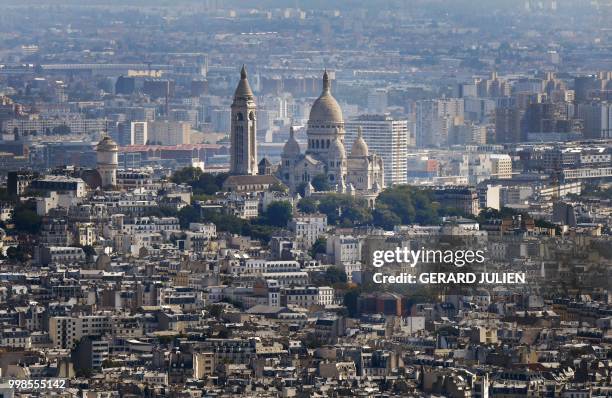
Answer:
[0,0,610,397]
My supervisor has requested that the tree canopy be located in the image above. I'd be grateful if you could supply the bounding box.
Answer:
[297,197,318,214]
[177,203,288,244]
[309,237,327,258]
[12,202,42,234]
[296,185,470,230]
[375,185,440,225]
[171,167,228,196]
[311,174,331,192]
[317,194,372,227]
[261,201,293,228]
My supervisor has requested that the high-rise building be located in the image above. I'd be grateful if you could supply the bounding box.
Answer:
[476,72,511,98]
[577,101,612,139]
[345,114,408,186]
[148,121,191,145]
[210,108,231,133]
[142,79,175,100]
[367,89,388,114]
[416,99,464,147]
[523,101,582,140]
[494,106,524,143]
[131,122,148,145]
[574,73,612,102]
[449,123,487,145]
[117,121,148,146]
[230,66,258,175]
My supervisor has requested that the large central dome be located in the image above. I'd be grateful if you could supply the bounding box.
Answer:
[308,70,343,125]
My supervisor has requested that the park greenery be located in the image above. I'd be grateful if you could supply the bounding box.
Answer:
[298,185,471,230]
[177,200,293,244]
[169,168,481,237]
[171,167,229,196]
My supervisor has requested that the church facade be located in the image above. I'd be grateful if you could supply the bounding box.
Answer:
[278,71,384,206]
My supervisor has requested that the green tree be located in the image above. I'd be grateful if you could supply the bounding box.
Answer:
[244,223,277,244]
[262,201,293,227]
[194,174,222,195]
[177,205,201,229]
[200,207,246,235]
[6,245,30,262]
[297,197,318,214]
[82,245,96,262]
[171,168,229,195]
[374,185,440,226]
[207,304,224,318]
[309,237,327,258]
[372,204,402,230]
[171,167,203,184]
[11,203,42,234]
[75,367,93,378]
[318,194,371,226]
[101,359,120,368]
[311,174,330,192]
[477,206,522,222]
[325,266,347,284]
[268,182,288,193]
[344,288,361,318]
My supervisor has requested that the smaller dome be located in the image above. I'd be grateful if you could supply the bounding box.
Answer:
[282,127,301,157]
[96,135,118,152]
[328,136,346,159]
[351,127,369,157]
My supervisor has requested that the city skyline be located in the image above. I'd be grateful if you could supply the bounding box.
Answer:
[0,1,610,397]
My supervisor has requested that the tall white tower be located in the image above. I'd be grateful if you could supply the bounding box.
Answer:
[96,135,119,188]
[230,65,258,175]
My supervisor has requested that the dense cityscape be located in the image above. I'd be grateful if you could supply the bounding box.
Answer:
[0,0,610,397]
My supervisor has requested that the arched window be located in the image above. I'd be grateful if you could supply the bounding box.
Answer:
[326,139,330,148]
[236,112,244,121]
[248,111,255,121]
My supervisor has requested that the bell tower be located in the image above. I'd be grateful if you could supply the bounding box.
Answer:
[230,65,257,175]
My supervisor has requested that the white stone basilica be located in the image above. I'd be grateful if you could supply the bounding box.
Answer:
[278,71,384,206]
